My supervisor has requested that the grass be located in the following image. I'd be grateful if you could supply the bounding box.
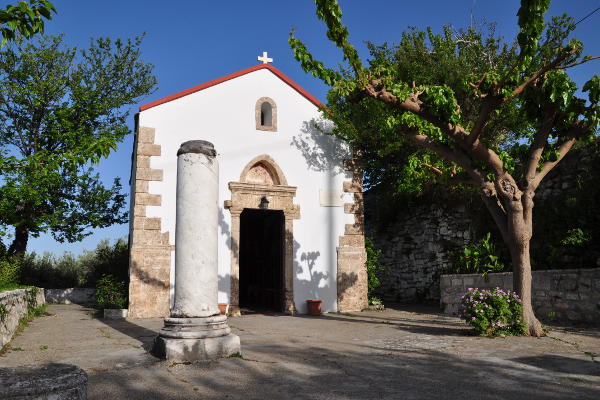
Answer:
[97,327,112,339]
[0,284,31,293]
[0,302,48,356]
[39,345,48,350]
[230,352,244,359]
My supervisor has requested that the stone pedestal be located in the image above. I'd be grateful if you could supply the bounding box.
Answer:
[153,140,240,361]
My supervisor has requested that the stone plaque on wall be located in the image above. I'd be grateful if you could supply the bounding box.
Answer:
[319,189,344,207]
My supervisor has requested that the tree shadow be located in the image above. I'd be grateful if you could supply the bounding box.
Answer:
[293,239,336,313]
[85,339,600,400]
[318,312,471,337]
[511,355,600,376]
[291,118,351,175]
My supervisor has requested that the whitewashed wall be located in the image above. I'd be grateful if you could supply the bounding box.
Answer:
[137,69,354,313]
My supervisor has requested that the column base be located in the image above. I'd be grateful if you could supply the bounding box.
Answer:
[152,315,241,361]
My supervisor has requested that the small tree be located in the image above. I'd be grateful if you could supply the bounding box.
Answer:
[290,0,599,336]
[0,35,157,257]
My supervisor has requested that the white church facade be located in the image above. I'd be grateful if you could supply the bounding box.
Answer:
[127,60,367,318]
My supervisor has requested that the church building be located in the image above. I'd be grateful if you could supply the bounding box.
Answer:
[127,55,367,318]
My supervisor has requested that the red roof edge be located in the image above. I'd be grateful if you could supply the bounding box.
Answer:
[139,64,323,112]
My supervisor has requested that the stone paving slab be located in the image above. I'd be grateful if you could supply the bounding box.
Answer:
[0,304,598,399]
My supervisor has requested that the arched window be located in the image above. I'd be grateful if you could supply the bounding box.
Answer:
[261,102,272,126]
[255,97,277,131]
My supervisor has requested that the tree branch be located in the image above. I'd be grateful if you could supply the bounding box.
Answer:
[364,81,507,177]
[479,185,509,243]
[523,107,556,189]
[406,131,486,185]
[509,48,577,98]
[554,55,600,70]
[531,137,576,189]
[467,96,502,147]
[420,162,443,175]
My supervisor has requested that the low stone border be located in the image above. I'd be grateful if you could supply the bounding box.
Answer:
[440,268,600,325]
[44,288,95,306]
[0,363,87,399]
[0,288,45,348]
[103,309,128,319]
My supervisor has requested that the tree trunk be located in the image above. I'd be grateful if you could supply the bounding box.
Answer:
[505,199,544,337]
[8,225,29,259]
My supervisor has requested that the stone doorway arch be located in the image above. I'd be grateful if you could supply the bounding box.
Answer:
[224,155,300,315]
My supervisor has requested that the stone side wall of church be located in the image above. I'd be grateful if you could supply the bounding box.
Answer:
[128,126,173,319]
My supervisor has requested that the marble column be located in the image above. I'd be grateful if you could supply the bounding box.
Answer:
[153,140,240,361]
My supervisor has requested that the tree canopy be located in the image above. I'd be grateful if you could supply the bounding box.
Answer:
[290,0,599,336]
[0,0,55,46]
[0,34,157,257]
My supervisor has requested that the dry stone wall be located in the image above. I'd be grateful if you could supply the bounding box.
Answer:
[440,269,600,325]
[0,288,45,348]
[365,200,473,304]
[44,288,94,305]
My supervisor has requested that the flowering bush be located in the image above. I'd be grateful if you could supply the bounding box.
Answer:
[460,287,526,336]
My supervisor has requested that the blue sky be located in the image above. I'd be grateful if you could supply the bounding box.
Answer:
[18,0,600,255]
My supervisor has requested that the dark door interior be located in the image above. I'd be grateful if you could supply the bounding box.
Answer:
[239,209,284,312]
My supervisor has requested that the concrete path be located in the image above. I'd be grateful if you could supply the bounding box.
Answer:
[1,304,598,399]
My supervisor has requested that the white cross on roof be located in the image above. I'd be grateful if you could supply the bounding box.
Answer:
[257,51,273,64]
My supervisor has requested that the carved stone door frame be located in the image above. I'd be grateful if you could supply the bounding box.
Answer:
[224,156,299,315]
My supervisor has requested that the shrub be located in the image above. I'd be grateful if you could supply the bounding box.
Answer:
[365,237,384,300]
[82,238,129,286]
[460,287,526,336]
[18,237,129,289]
[20,252,83,289]
[0,258,21,290]
[448,233,506,276]
[94,274,127,309]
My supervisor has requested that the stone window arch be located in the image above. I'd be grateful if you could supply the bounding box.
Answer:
[255,97,277,132]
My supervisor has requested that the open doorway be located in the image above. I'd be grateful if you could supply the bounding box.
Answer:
[239,209,285,312]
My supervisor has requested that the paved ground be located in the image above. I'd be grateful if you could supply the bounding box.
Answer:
[1,304,599,399]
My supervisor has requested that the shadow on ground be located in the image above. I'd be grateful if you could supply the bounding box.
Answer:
[86,340,600,400]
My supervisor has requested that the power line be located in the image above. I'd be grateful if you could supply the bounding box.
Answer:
[575,5,600,25]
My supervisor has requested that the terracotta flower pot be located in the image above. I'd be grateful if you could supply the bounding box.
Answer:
[218,303,229,315]
[306,299,322,316]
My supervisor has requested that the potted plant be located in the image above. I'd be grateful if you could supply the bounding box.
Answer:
[306,299,322,316]
[94,274,128,319]
[218,303,229,315]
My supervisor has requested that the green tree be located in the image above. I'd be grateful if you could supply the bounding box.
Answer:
[290,0,599,336]
[0,0,55,46]
[0,35,157,257]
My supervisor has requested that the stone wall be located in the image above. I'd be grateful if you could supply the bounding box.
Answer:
[365,199,473,303]
[0,288,45,348]
[44,288,94,305]
[440,269,600,325]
